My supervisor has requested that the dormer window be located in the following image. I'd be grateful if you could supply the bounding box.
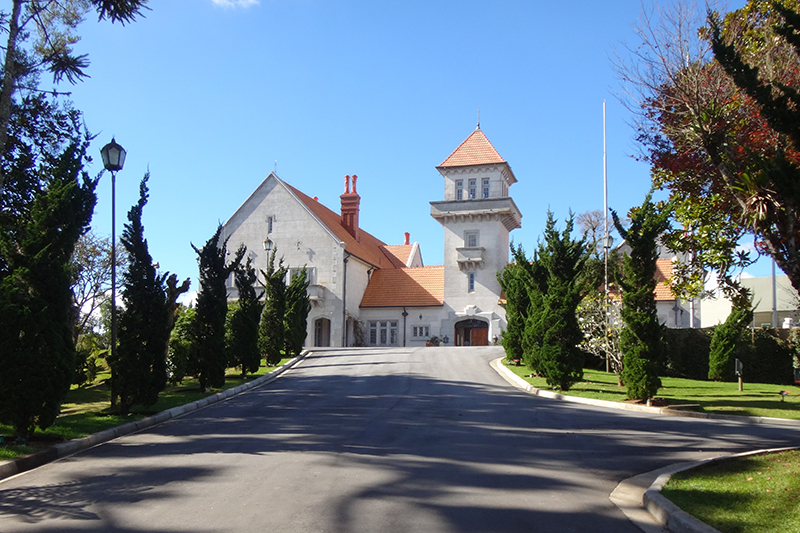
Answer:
[468,179,476,199]
[456,180,463,200]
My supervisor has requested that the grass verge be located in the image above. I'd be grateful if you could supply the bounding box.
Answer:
[0,358,292,459]
[503,361,800,420]
[662,449,800,533]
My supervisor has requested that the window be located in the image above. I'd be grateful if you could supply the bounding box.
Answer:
[286,266,316,285]
[267,215,274,233]
[468,179,477,199]
[455,180,463,200]
[482,178,490,198]
[369,322,377,345]
[412,326,430,338]
[369,320,399,346]
[465,231,478,248]
[468,272,476,293]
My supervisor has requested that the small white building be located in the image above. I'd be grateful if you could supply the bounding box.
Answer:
[220,127,522,347]
[701,272,799,328]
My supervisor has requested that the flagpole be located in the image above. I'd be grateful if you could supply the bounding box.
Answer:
[604,100,610,374]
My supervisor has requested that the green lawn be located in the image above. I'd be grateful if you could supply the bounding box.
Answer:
[0,359,292,459]
[503,361,800,420]
[662,449,800,533]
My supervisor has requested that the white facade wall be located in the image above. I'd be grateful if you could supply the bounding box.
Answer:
[342,255,372,346]
[359,306,445,347]
[441,218,508,312]
[221,175,351,348]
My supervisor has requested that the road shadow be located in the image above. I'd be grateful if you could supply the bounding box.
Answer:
[2,347,799,532]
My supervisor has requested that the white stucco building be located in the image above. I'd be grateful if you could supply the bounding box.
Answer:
[220,126,521,347]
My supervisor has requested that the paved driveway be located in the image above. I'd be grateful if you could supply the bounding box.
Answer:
[1,346,799,532]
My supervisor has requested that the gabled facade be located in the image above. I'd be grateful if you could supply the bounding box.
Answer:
[221,127,521,347]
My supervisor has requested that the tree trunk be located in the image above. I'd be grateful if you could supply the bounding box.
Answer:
[0,0,23,191]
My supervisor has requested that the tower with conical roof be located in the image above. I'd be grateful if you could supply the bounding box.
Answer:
[430,126,522,345]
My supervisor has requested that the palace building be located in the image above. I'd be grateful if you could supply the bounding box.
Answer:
[220,126,521,347]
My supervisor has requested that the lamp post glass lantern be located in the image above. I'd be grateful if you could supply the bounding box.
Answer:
[101,138,126,395]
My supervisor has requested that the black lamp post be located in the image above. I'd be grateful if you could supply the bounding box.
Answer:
[100,138,126,375]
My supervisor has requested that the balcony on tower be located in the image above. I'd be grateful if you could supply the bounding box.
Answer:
[456,246,485,271]
[429,197,522,231]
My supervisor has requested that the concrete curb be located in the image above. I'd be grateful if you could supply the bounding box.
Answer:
[490,357,800,532]
[641,447,799,533]
[491,357,800,427]
[0,350,311,482]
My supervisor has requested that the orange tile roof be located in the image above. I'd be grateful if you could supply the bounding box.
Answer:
[654,258,674,301]
[283,180,398,270]
[360,265,444,308]
[383,244,413,268]
[438,128,506,168]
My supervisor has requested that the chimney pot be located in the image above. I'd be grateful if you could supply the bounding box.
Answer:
[404,232,410,245]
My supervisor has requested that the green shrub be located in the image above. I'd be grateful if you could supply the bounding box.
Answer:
[708,306,753,381]
[661,328,712,380]
[736,329,794,385]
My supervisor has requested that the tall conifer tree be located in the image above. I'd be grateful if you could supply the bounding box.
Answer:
[0,143,96,440]
[112,173,177,414]
[534,212,588,390]
[285,266,311,357]
[191,225,244,390]
[259,249,288,366]
[228,256,263,376]
[612,193,670,401]
[498,253,530,364]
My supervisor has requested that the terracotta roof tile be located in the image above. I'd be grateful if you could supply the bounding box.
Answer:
[360,265,444,308]
[438,128,506,168]
[382,244,413,268]
[654,258,674,301]
[283,180,399,270]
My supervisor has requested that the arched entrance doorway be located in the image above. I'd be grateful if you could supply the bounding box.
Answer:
[454,318,489,346]
[314,317,331,347]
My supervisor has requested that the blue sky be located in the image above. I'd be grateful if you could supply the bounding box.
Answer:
[50,0,766,297]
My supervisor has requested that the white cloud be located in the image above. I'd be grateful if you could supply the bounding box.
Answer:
[212,0,259,8]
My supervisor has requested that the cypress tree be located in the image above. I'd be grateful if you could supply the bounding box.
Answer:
[259,249,288,366]
[227,256,263,376]
[284,266,311,357]
[112,174,173,414]
[167,304,196,385]
[0,143,97,440]
[708,304,753,381]
[510,243,547,373]
[612,193,671,401]
[534,212,588,390]
[498,252,529,364]
[191,225,244,390]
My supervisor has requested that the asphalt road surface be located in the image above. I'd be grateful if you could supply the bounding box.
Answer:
[2,346,799,533]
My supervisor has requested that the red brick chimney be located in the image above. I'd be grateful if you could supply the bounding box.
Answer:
[404,232,410,245]
[340,174,360,241]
